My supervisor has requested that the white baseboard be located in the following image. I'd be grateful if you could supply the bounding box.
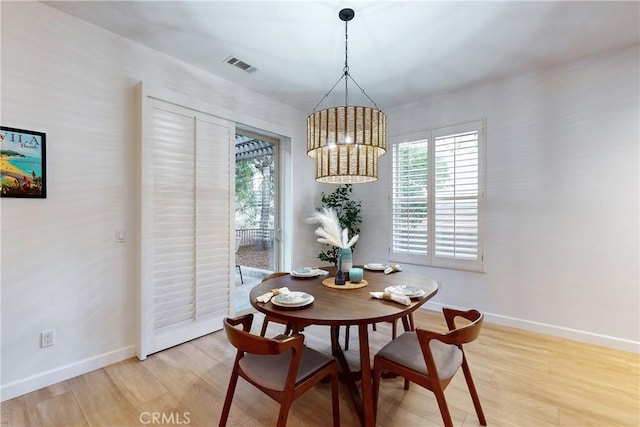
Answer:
[1,345,135,402]
[421,302,639,353]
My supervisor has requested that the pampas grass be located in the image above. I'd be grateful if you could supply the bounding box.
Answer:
[307,207,359,249]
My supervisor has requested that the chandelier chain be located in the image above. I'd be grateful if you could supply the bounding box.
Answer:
[344,19,349,106]
[310,8,380,112]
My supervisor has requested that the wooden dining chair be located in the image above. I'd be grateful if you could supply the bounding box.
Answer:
[372,308,486,427]
[219,314,340,427]
[259,272,292,337]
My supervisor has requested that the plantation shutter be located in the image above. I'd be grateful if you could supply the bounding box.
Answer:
[151,107,198,335]
[392,140,429,259]
[194,117,232,320]
[433,128,480,263]
[139,94,233,358]
[390,120,484,271]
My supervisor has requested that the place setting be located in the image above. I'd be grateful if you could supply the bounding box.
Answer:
[271,291,314,308]
[289,267,329,278]
[364,263,388,271]
[364,262,403,274]
[370,284,426,306]
[384,284,426,299]
[255,287,314,309]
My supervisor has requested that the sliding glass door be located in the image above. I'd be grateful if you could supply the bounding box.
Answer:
[234,131,279,312]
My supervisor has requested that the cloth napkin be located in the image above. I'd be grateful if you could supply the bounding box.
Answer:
[256,287,290,303]
[384,264,403,275]
[369,291,411,306]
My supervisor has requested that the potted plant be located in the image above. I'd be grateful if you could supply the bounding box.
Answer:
[313,184,362,266]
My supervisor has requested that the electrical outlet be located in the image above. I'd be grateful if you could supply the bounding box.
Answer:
[41,330,55,348]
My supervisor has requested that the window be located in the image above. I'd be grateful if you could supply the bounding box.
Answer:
[391,120,485,271]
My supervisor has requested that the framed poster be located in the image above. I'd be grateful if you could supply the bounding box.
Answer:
[0,126,47,198]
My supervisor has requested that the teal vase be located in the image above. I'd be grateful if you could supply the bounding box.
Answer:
[340,247,353,271]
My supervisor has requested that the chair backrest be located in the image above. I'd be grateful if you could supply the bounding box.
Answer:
[223,314,303,356]
[262,272,289,282]
[416,308,483,346]
[416,307,484,348]
[223,314,307,397]
[441,308,483,345]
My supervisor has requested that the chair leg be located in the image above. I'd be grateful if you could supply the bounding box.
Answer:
[236,264,243,284]
[330,325,340,355]
[433,386,454,427]
[276,400,293,427]
[260,317,269,337]
[330,368,340,427]
[391,314,414,340]
[401,315,412,332]
[408,313,415,331]
[219,369,239,427]
[372,359,381,423]
[344,325,350,351]
[461,358,487,425]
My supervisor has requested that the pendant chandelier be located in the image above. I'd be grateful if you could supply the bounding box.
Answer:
[307,8,387,184]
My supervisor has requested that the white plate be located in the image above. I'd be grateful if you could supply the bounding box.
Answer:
[290,267,319,278]
[364,263,389,271]
[384,285,425,298]
[272,291,314,307]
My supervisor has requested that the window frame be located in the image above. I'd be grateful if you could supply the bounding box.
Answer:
[389,119,486,272]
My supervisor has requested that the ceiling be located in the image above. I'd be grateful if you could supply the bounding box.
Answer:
[44,1,639,112]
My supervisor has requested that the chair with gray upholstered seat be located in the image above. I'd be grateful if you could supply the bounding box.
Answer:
[372,307,486,427]
[219,313,340,427]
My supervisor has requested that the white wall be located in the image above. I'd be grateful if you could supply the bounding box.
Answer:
[0,2,317,400]
[353,46,639,351]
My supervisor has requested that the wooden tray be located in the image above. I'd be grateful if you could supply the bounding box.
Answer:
[322,277,368,289]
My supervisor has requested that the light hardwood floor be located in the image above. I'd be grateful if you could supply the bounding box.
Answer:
[2,309,638,427]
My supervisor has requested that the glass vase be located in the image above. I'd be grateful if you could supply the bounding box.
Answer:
[340,247,353,271]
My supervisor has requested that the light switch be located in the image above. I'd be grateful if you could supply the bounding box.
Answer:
[116,229,126,243]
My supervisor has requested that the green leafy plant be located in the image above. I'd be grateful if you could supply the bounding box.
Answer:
[316,184,362,265]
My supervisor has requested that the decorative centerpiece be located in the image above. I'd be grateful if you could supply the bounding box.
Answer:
[315,184,362,267]
[308,207,359,285]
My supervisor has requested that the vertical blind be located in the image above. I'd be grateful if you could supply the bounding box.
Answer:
[391,121,484,271]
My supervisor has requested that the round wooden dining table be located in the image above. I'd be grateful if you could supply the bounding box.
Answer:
[249,267,439,427]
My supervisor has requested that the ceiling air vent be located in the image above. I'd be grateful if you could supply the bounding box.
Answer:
[224,56,257,73]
